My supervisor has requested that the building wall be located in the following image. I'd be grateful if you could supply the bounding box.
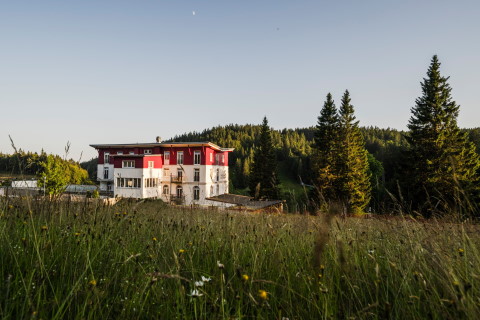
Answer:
[93,144,231,204]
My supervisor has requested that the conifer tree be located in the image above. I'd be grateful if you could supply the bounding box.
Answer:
[249,117,280,199]
[312,93,340,202]
[406,55,480,216]
[337,90,371,213]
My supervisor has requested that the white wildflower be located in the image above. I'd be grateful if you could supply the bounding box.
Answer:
[188,289,203,297]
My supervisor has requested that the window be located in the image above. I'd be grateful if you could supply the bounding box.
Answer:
[116,178,141,188]
[177,151,184,165]
[103,167,109,179]
[117,151,123,155]
[216,168,219,181]
[193,186,200,200]
[194,168,200,182]
[129,151,135,155]
[164,152,170,161]
[177,169,183,179]
[194,151,201,165]
[216,184,220,195]
[210,185,214,196]
[145,178,158,188]
[164,168,170,176]
[221,154,225,164]
[215,154,219,165]
[122,160,135,168]
[210,153,213,162]
[104,152,110,164]
[144,149,152,154]
[148,161,154,168]
[163,185,169,195]
[176,186,183,197]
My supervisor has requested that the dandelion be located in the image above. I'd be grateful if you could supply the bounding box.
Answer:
[258,289,268,300]
[458,248,464,256]
[179,249,186,254]
[89,279,97,287]
[242,274,249,282]
[74,232,81,236]
[41,225,48,231]
[188,289,203,297]
[152,237,157,241]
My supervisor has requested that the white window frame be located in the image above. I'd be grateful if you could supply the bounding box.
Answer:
[176,186,183,197]
[177,151,184,165]
[103,167,109,179]
[117,151,123,155]
[194,168,200,182]
[104,152,110,164]
[122,160,135,168]
[194,151,201,165]
[163,185,169,195]
[117,178,141,188]
[148,161,154,168]
[193,186,200,200]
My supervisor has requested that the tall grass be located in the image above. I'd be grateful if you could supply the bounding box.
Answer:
[0,196,479,319]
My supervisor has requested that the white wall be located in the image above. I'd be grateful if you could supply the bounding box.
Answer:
[12,180,38,188]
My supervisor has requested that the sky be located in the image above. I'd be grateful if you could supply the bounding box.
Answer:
[1,0,479,160]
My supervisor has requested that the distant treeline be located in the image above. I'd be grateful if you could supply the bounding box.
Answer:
[0,151,91,185]
[167,125,480,213]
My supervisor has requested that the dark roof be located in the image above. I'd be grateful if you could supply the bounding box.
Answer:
[90,141,234,152]
[206,194,283,210]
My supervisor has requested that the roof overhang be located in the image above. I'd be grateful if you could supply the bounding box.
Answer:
[90,141,234,152]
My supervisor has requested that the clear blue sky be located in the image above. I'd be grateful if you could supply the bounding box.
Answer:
[1,0,479,160]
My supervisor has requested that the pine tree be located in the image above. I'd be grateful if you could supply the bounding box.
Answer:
[249,117,280,200]
[406,55,480,216]
[312,93,340,203]
[337,90,371,213]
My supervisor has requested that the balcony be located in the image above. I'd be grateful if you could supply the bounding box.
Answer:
[170,175,185,183]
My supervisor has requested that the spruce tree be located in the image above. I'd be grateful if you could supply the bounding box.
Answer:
[406,55,480,216]
[312,93,340,203]
[337,90,371,213]
[249,117,280,200]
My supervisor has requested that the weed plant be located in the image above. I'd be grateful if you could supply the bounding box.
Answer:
[0,197,479,319]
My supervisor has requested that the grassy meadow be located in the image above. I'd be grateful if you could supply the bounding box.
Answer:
[1,197,479,319]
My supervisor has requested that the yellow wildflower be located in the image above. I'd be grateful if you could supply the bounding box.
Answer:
[242,274,249,282]
[179,249,186,254]
[41,225,48,231]
[458,248,464,256]
[258,289,268,300]
[152,237,157,241]
[89,279,97,287]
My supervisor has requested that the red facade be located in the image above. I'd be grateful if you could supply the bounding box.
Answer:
[97,144,230,168]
